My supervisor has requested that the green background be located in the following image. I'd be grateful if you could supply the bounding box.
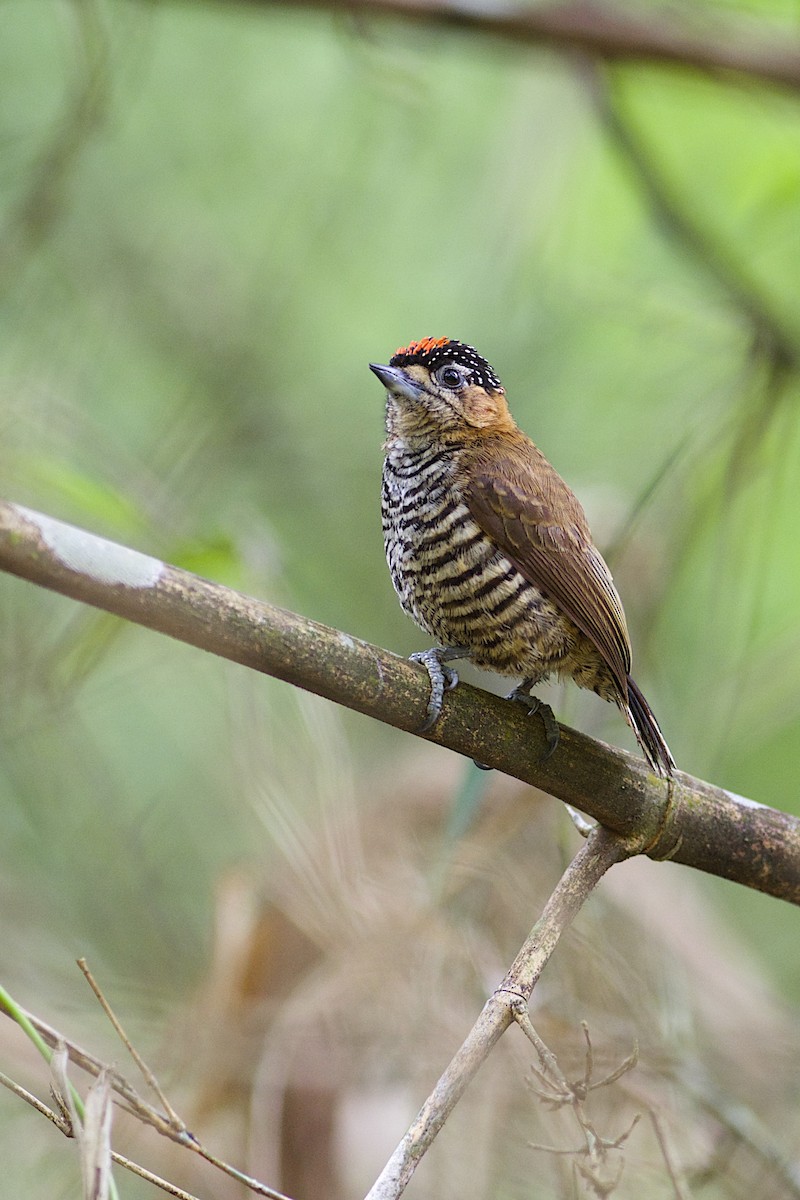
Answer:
[2,1,800,1195]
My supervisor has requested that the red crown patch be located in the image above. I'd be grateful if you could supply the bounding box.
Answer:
[389,338,503,391]
[393,336,450,359]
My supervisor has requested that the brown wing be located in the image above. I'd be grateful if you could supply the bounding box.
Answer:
[465,436,632,699]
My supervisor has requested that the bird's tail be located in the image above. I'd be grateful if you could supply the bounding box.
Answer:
[625,676,675,777]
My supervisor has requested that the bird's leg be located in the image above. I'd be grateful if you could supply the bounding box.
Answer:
[409,646,470,733]
[507,678,560,759]
[473,679,559,772]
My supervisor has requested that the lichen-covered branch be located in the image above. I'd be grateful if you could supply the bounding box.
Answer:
[0,499,798,904]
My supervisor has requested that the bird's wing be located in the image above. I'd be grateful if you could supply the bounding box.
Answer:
[465,440,632,697]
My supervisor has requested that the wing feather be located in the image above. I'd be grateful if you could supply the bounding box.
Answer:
[465,441,632,698]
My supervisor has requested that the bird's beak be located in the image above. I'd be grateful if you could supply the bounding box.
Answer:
[369,363,423,401]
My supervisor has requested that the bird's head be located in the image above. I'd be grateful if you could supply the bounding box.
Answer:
[370,337,514,441]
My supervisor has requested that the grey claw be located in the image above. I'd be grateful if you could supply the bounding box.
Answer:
[409,648,463,733]
[507,687,560,760]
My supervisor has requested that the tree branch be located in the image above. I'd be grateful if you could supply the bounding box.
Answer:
[584,62,799,372]
[0,499,798,903]
[366,824,630,1199]
[196,0,800,95]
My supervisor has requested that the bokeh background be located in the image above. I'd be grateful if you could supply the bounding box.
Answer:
[2,1,800,1196]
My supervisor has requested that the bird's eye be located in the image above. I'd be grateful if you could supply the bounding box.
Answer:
[436,365,464,390]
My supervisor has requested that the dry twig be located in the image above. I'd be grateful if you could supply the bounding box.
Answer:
[0,973,293,1200]
[522,1020,641,1197]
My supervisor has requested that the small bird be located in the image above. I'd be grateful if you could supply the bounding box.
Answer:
[369,337,674,776]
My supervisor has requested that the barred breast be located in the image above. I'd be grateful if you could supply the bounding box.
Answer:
[381,440,582,682]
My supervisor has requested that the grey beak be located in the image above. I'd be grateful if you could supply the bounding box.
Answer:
[369,362,423,400]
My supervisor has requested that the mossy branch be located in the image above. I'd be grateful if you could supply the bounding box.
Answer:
[0,499,798,904]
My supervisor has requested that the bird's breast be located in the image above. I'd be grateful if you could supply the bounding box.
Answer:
[381,443,572,673]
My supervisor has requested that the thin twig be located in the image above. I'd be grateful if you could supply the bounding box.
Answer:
[0,1069,72,1135]
[515,1011,565,1090]
[77,958,185,1130]
[646,1107,693,1200]
[0,990,293,1200]
[106,1154,202,1200]
[0,1066,203,1200]
[522,1017,641,1184]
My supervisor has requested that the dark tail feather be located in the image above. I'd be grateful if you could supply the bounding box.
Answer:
[625,676,675,777]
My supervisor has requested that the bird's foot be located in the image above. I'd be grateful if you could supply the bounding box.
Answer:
[474,683,559,772]
[409,647,468,733]
[507,682,560,759]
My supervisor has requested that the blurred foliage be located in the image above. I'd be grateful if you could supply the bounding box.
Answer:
[2,0,800,1194]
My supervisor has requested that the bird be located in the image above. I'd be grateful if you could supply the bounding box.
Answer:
[369,336,675,776]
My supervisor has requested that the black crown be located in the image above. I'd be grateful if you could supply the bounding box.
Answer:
[390,338,503,391]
